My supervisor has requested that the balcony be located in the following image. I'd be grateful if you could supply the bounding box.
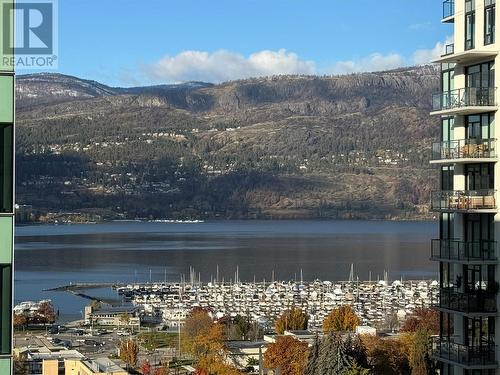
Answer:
[431,239,497,263]
[442,0,454,22]
[435,288,497,315]
[433,337,497,369]
[431,87,497,116]
[433,49,499,65]
[431,190,497,212]
[430,138,497,164]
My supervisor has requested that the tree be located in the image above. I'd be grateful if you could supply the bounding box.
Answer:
[13,314,28,329]
[184,309,213,344]
[13,354,27,375]
[141,360,152,375]
[304,335,320,375]
[361,335,410,375]
[191,323,225,358]
[400,308,439,335]
[317,332,352,375]
[264,336,309,375]
[347,361,371,375]
[405,329,434,375]
[275,307,308,334]
[34,301,56,325]
[233,315,251,340]
[185,318,244,375]
[323,305,360,333]
[120,339,139,369]
[344,334,369,370]
[119,312,131,326]
[153,368,168,375]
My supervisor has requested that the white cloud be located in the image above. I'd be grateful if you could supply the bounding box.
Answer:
[144,49,315,83]
[328,53,405,75]
[412,36,453,65]
[138,41,450,85]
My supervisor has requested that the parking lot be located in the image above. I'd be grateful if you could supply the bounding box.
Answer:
[14,326,180,367]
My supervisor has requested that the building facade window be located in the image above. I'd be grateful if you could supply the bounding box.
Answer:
[465,0,476,50]
[466,61,495,88]
[442,63,455,92]
[485,0,495,45]
[465,113,495,139]
[441,166,455,191]
[463,316,495,348]
[440,212,455,239]
[465,163,494,190]
[464,213,494,242]
[0,265,11,355]
[442,117,455,142]
[0,124,13,213]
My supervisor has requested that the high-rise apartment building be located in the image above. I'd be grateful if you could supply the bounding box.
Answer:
[431,0,500,374]
[0,1,15,374]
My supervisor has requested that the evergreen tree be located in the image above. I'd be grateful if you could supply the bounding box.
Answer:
[304,334,321,375]
[317,332,351,375]
[347,361,371,375]
[344,334,369,369]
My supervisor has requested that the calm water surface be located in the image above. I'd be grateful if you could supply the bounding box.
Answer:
[14,220,438,321]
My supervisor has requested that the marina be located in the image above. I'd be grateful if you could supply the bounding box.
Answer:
[71,273,440,331]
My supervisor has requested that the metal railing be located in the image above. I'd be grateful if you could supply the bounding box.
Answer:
[443,0,455,19]
[436,287,497,313]
[432,87,497,112]
[433,337,497,367]
[431,239,497,262]
[431,190,497,211]
[431,138,496,161]
[443,43,455,56]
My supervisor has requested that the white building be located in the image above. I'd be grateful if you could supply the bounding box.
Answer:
[430,0,500,374]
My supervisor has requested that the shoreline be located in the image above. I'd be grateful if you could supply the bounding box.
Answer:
[15,217,437,228]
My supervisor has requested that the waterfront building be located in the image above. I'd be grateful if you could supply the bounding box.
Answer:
[430,0,500,373]
[0,1,15,374]
[84,305,141,327]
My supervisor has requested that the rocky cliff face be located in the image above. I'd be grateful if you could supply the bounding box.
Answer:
[15,66,440,220]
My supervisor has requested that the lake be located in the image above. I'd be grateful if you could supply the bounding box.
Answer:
[14,220,438,321]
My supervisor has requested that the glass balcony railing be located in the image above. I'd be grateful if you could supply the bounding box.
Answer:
[431,239,497,262]
[433,337,497,367]
[431,190,497,211]
[431,139,496,161]
[436,287,497,314]
[443,0,455,19]
[432,87,497,112]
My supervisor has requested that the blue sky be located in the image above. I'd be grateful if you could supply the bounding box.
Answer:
[21,0,450,86]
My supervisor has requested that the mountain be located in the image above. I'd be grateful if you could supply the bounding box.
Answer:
[15,66,440,221]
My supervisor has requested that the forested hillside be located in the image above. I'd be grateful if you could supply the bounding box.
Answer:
[15,66,440,221]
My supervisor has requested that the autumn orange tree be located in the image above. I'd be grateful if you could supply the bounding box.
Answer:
[400,308,439,335]
[195,325,244,374]
[13,314,28,330]
[120,339,139,370]
[183,311,243,375]
[183,308,214,352]
[323,305,360,333]
[264,335,309,375]
[153,366,169,375]
[275,307,308,334]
